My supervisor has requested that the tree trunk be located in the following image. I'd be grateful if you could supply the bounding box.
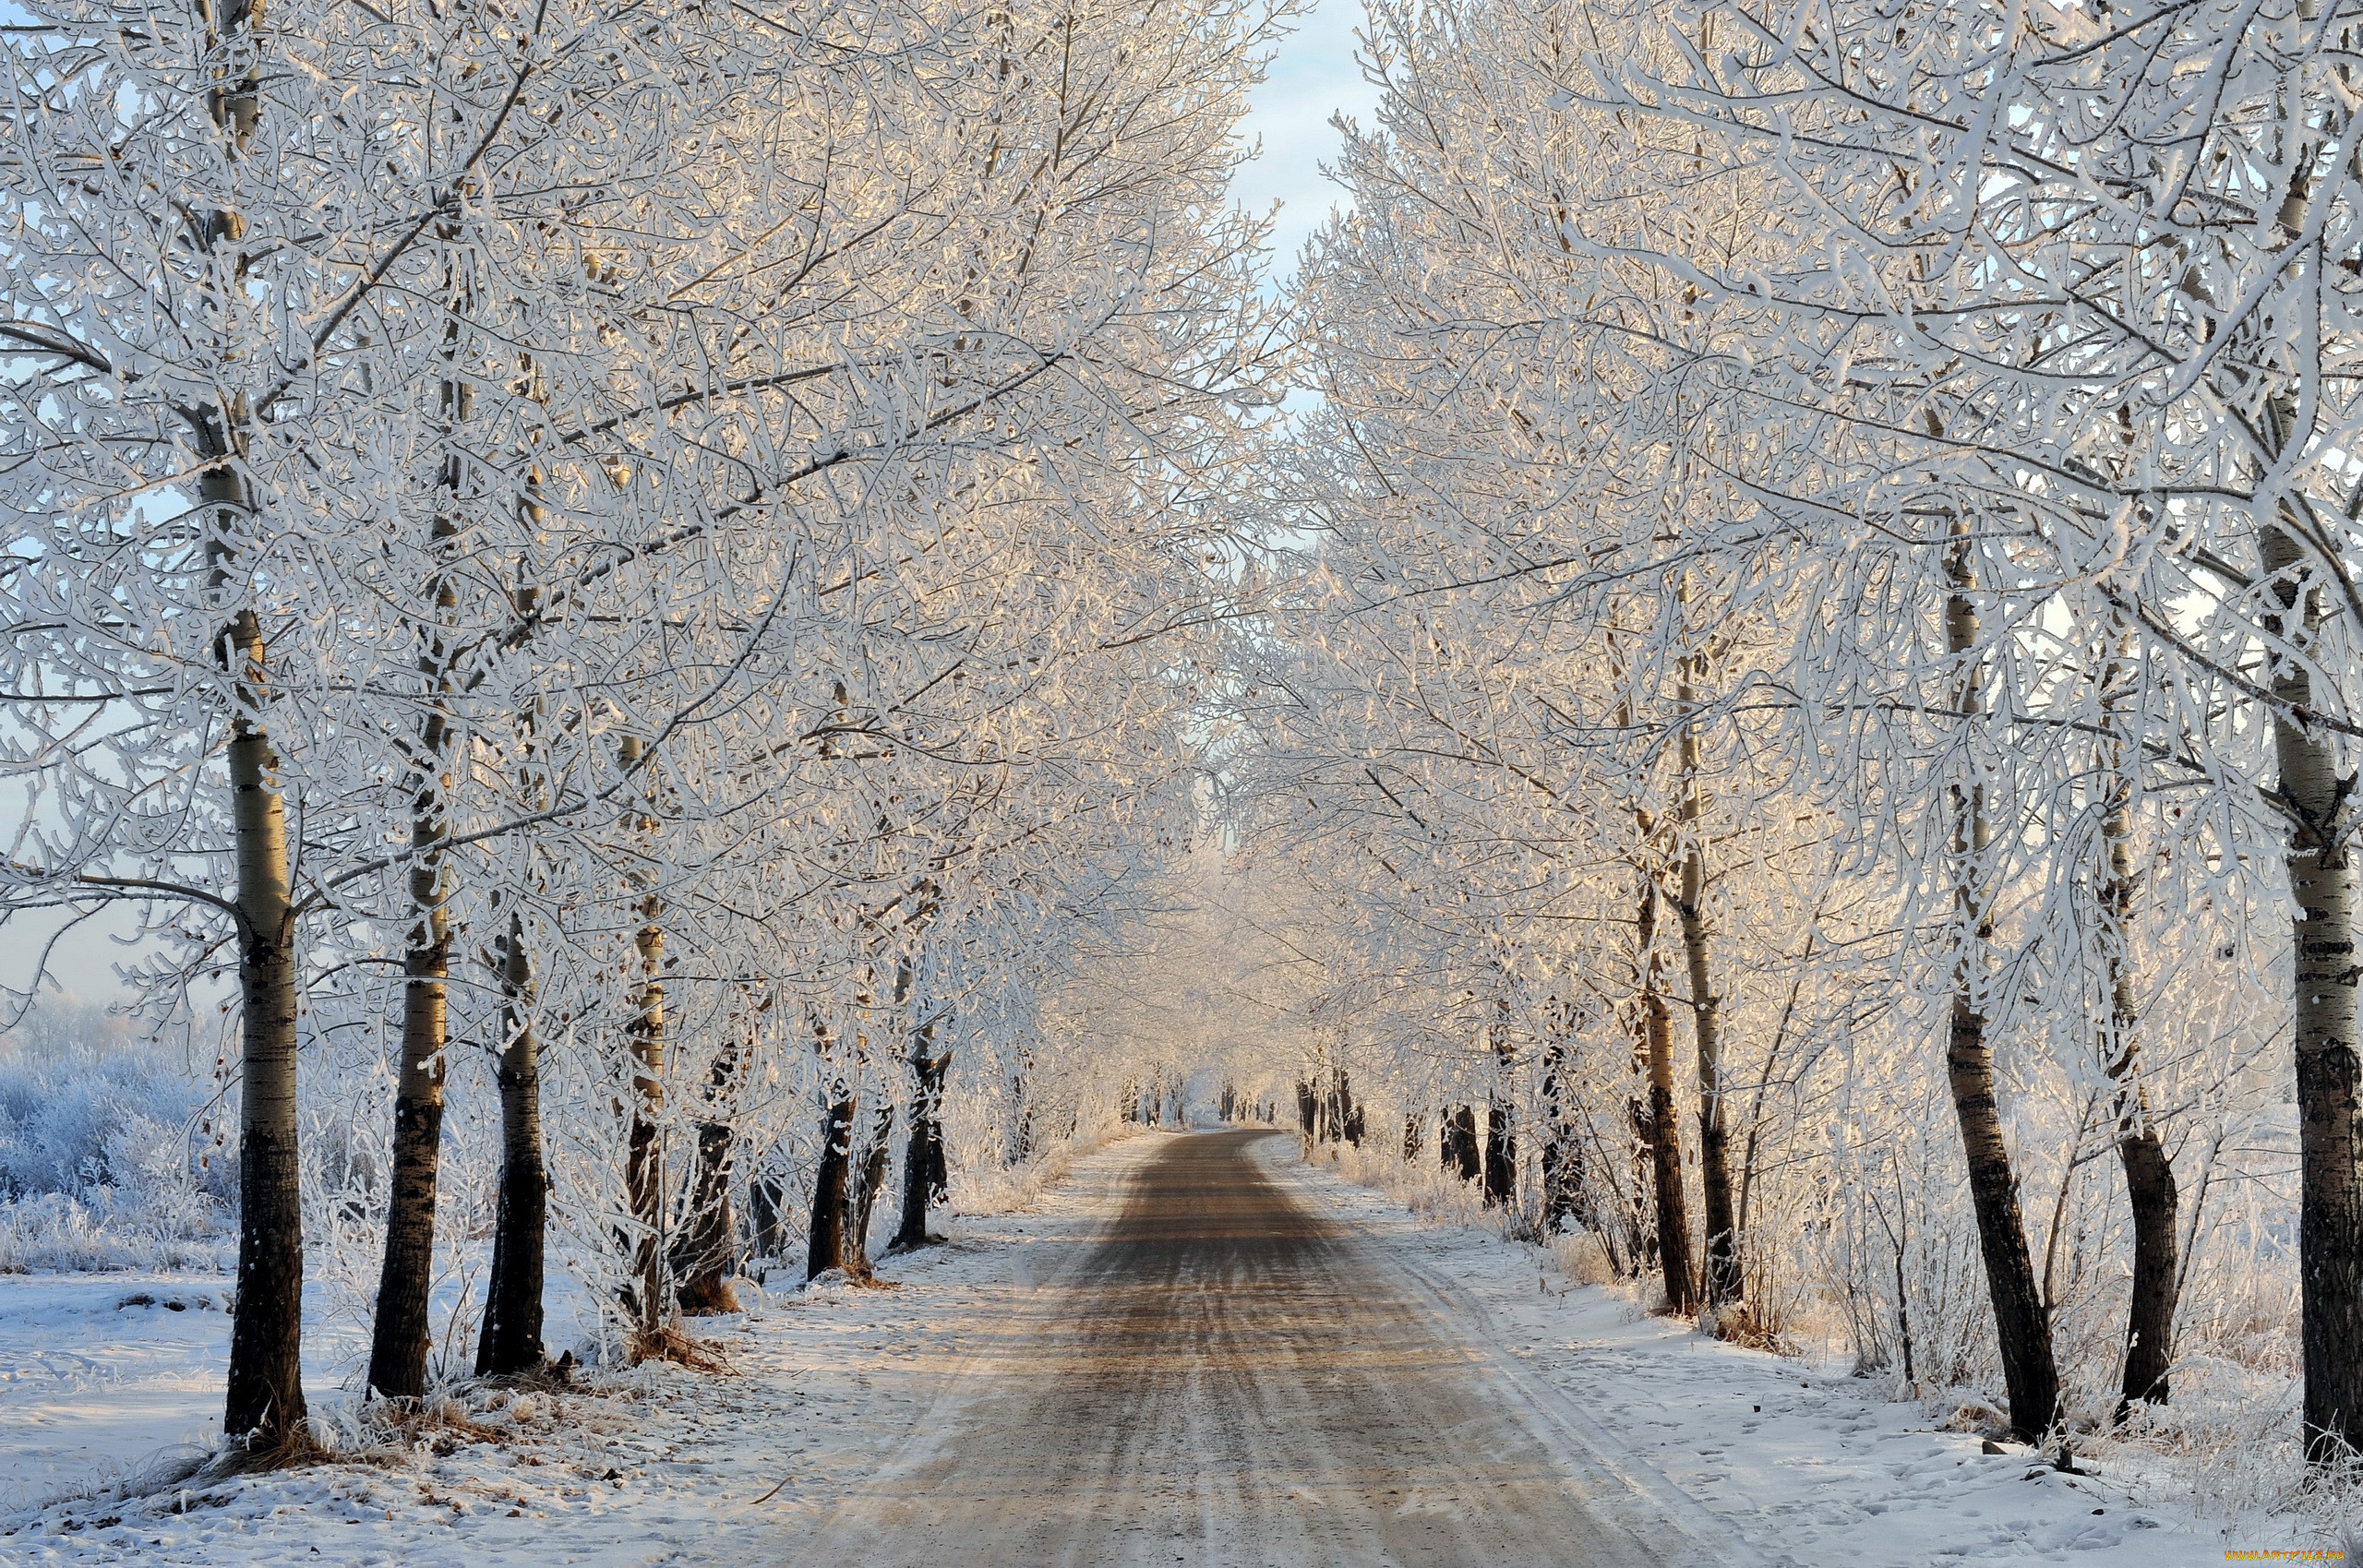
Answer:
[478,552,550,1378]
[1627,1093,1657,1275]
[673,1041,742,1315]
[1676,856,1741,1306]
[2116,1127,2177,1413]
[806,1085,856,1281]
[1403,1113,1422,1162]
[1443,1104,1480,1181]
[366,249,476,1402]
[477,914,548,1377]
[846,1103,894,1275]
[364,915,449,1399]
[750,1174,789,1263]
[1944,530,2059,1442]
[1540,1035,1578,1234]
[1671,624,1743,1309]
[617,736,666,1335]
[365,712,453,1401]
[1639,590,1740,1305]
[203,19,306,1453]
[1012,1069,1035,1166]
[892,1008,949,1253]
[2093,620,2178,1418]
[1644,987,1696,1315]
[2261,521,2363,1463]
[222,604,307,1447]
[1948,999,2057,1440]
[1482,1100,1515,1208]
[1636,878,1696,1314]
[1484,990,1516,1207]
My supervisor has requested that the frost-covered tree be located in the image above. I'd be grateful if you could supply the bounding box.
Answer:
[1,0,1287,1448]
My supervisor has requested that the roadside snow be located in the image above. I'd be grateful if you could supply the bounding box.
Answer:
[0,1132,1158,1566]
[1265,1138,2259,1568]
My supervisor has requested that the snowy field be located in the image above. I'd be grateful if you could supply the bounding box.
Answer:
[0,1130,2321,1565]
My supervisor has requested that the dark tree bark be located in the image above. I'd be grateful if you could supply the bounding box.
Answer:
[617,736,667,1335]
[366,253,478,1402]
[1540,1035,1579,1234]
[1643,987,1696,1315]
[1628,1093,1658,1275]
[673,1042,742,1315]
[806,962,894,1281]
[1669,612,1744,1309]
[2117,1127,2177,1414]
[1541,1130,1581,1237]
[846,1103,894,1274]
[1944,532,2059,1442]
[750,1173,789,1263]
[477,915,549,1377]
[1298,1080,1317,1136]
[1443,1105,1480,1181]
[1948,1000,2057,1441]
[2092,625,2179,1419]
[1675,858,1741,1308]
[1482,1101,1515,1208]
[1482,987,1517,1209]
[892,1007,949,1254]
[478,555,553,1378]
[1403,1113,1422,1161]
[1635,878,1697,1314]
[806,1085,856,1282]
[365,710,453,1402]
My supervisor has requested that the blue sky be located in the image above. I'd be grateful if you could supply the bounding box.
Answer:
[1230,0,1385,280]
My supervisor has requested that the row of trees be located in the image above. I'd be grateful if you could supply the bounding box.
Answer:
[0,0,1283,1453]
[10,0,2354,1488]
[1228,0,2360,1470]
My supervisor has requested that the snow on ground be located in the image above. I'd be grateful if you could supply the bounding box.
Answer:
[1273,1138,2289,1568]
[0,1133,1160,1566]
[0,1249,616,1515]
[0,1126,2327,1566]
[0,1276,239,1510]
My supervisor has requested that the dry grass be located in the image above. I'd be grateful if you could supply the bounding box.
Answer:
[626,1321,735,1374]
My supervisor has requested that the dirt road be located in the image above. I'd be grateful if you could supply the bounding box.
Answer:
[777,1131,1711,1567]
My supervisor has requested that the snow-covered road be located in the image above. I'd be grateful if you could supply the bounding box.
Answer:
[0,1129,2259,1565]
[778,1129,1709,1567]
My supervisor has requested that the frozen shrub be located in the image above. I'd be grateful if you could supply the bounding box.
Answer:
[0,1190,228,1272]
[0,1005,231,1270]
